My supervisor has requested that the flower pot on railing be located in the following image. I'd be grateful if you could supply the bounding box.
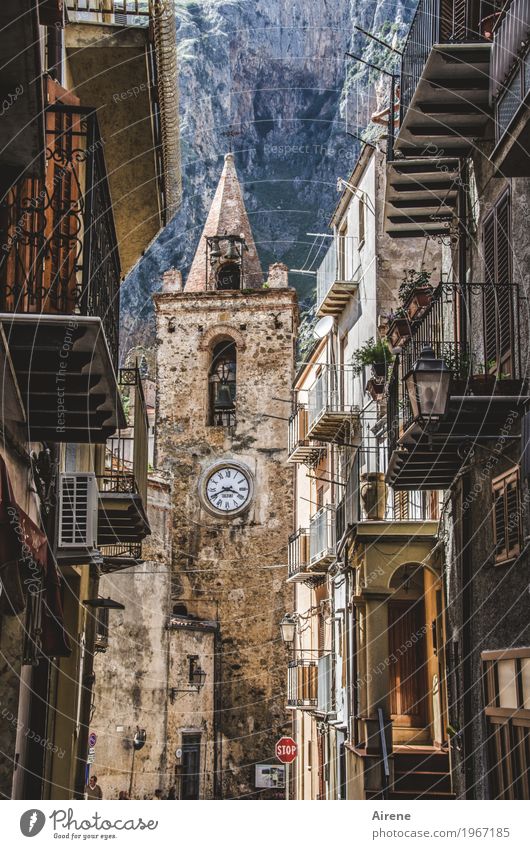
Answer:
[360,472,387,521]
[387,317,411,349]
[493,378,525,397]
[404,286,433,321]
[470,374,497,395]
[480,13,502,41]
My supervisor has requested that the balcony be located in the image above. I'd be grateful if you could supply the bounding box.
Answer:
[0,105,125,443]
[287,405,325,464]
[307,365,359,442]
[287,659,318,709]
[287,528,328,585]
[336,462,359,553]
[316,236,361,317]
[309,505,336,569]
[490,0,530,175]
[65,1,181,273]
[386,281,527,490]
[98,367,150,558]
[385,0,494,237]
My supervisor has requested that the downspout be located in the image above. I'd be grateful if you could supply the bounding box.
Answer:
[458,158,474,799]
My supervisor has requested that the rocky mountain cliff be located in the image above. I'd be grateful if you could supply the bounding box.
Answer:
[120,0,414,359]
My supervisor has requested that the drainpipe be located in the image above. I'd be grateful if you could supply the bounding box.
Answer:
[458,159,474,799]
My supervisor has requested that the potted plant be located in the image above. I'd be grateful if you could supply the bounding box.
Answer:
[386,307,412,348]
[399,269,434,321]
[351,337,393,382]
[494,373,525,397]
[470,360,497,395]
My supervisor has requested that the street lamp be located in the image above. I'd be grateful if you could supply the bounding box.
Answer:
[404,345,451,424]
[279,614,297,644]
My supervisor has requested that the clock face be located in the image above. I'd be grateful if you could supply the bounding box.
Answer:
[203,464,252,515]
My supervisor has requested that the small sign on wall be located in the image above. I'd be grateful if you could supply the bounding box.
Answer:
[255,763,285,789]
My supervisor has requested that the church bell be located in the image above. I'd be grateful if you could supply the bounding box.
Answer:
[214,384,234,410]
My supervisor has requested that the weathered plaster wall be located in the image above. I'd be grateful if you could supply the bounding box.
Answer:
[91,476,172,799]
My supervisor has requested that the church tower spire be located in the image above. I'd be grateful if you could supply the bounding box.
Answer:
[185,153,263,292]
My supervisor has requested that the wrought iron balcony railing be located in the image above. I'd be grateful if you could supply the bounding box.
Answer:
[400,0,488,121]
[287,659,318,709]
[0,105,120,367]
[316,236,361,316]
[287,405,325,464]
[387,280,524,456]
[66,0,150,25]
[307,365,359,441]
[309,505,336,568]
[287,528,310,581]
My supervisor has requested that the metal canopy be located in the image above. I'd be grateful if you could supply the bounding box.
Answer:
[0,314,125,443]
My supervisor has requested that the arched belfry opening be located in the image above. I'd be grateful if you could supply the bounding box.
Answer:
[206,235,247,291]
[208,339,236,426]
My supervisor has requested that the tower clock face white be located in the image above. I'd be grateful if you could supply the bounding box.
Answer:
[201,463,253,517]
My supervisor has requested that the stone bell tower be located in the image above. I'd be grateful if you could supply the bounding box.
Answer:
[153,154,297,799]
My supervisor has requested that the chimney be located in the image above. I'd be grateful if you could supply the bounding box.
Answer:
[266,262,289,289]
[162,268,183,293]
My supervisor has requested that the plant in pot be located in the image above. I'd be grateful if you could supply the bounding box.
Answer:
[386,307,411,348]
[399,268,434,321]
[470,360,497,395]
[351,337,393,383]
[441,346,472,395]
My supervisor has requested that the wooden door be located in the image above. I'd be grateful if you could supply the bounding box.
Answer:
[388,599,426,726]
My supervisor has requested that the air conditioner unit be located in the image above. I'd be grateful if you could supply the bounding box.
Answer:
[58,473,98,550]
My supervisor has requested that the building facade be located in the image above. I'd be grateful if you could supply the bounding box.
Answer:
[0,0,180,799]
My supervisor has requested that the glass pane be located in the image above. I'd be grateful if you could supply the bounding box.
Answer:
[498,659,518,708]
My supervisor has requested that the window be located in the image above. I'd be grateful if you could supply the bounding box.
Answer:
[492,467,521,564]
[181,733,201,800]
[208,340,236,426]
[358,195,366,248]
[482,649,530,798]
[95,606,109,653]
[483,192,514,376]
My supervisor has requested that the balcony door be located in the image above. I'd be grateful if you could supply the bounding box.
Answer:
[181,733,201,800]
[388,599,427,728]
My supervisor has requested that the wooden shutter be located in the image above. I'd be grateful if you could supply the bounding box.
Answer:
[483,192,513,375]
[492,467,521,563]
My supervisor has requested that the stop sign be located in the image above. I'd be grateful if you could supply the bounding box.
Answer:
[275,736,297,764]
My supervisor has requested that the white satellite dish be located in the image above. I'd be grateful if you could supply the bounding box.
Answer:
[313,315,334,339]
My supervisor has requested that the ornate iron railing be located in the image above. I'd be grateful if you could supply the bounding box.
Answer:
[387,281,523,455]
[287,659,318,708]
[0,105,120,367]
[400,0,487,122]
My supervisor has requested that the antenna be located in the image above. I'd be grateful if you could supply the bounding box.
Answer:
[354,24,402,56]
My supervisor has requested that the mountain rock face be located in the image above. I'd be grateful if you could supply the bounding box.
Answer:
[120,0,413,358]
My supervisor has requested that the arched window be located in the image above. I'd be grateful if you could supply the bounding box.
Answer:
[209,340,236,426]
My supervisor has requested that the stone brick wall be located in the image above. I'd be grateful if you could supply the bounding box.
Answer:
[154,285,297,798]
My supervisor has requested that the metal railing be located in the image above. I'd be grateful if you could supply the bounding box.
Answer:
[66,0,150,25]
[308,365,357,431]
[400,0,485,122]
[309,505,336,565]
[491,0,530,141]
[0,105,120,367]
[288,528,310,580]
[316,236,361,312]
[287,659,318,708]
[288,405,309,455]
[387,281,523,454]
[103,367,149,502]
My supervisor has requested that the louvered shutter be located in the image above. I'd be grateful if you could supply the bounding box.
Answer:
[496,196,513,372]
[492,468,521,563]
